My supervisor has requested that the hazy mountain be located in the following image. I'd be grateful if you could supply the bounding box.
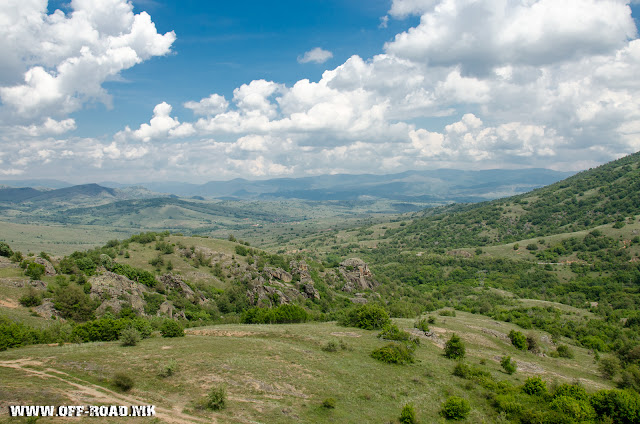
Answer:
[102,168,574,201]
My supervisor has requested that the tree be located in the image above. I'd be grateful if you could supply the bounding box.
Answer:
[444,333,466,359]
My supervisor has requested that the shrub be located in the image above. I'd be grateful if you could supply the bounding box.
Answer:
[322,398,336,409]
[400,403,417,424]
[112,373,134,392]
[522,377,547,396]
[550,395,596,421]
[378,323,411,342]
[339,304,390,330]
[158,359,178,378]
[427,316,436,324]
[414,318,429,332]
[509,330,527,351]
[439,309,456,317]
[444,334,465,359]
[494,394,523,415]
[160,320,184,338]
[53,285,97,322]
[453,362,471,378]
[322,340,338,352]
[556,344,574,358]
[591,389,640,424]
[205,385,227,410]
[0,242,14,257]
[501,356,517,375]
[19,288,42,307]
[599,356,622,380]
[553,383,588,401]
[526,334,539,353]
[441,396,470,420]
[24,262,45,280]
[370,343,415,364]
[119,326,141,347]
[452,362,490,380]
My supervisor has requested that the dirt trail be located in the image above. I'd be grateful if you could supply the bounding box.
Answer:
[0,358,213,424]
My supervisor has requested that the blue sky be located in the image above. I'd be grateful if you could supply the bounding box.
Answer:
[1,1,640,183]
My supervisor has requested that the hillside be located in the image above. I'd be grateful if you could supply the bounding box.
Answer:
[370,151,640,251]
[2,154,640,423]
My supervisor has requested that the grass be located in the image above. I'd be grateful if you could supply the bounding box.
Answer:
[0,313,613,423]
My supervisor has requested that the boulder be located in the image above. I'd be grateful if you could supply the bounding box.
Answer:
[35,299,62,319]
[265,267,292,283]
[158,274,197,301]
[339,258,376,291]
[88,271,147,315]
[302,283,320,300]
[34,257,56,276]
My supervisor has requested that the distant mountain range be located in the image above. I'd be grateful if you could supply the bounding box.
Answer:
[0,168,575,203]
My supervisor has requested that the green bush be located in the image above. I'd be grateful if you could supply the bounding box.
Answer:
[119,326,141,347]
[160,320,184,338]
[205,385,227,410]
[441,396,470,420]
[501,355,517,375]
[553,383,588,401]
[591,389,640,424]
[322,340,338,352]
[378,323,411,342]
[159,359,179,378]
[414,318,429,332]
[522,377,547,396]
[599,356,622,380]
[19,288,42,307]
[509,330,527,351]
[112,373,134,392]
[53,285,97,322]
[24,262,45,280]
[550,395,596,421]
[322,398,336,409]
[444,334,465,359]
[400,403,417,424]
[0,242,14,258]
[556,344,574,358]
[370,343,415,364]
[452,362,490,380]
[339,304,390,330]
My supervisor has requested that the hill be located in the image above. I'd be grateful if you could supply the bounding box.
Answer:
[375,151,640,251]
[115,168,572,202]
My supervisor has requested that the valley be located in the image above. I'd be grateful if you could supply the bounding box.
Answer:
[1,156,640,423]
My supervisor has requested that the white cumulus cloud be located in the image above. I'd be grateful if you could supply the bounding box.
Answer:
[297,47,334,64]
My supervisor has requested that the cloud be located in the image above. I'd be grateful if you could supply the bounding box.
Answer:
[385,0,637,74]
[0,0,175,121]
[297,47,334,64]
[21,118,77,136]
[117,102,195,142]
[184,94,229,116]
[2,0,640,181]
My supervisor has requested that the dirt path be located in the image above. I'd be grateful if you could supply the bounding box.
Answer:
[0,358,213,424]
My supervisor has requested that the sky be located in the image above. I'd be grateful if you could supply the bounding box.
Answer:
[1,0,640,183]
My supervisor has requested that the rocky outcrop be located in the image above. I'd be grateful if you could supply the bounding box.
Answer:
[88,271,147,315]
[158,274,197,301]
[158,301,186,320]
[34,257,56,276]
[290,260,312,283]
[339,258,376,291]
[265,267,292,283]
[247,280,292,307]
[302,283,320,300]
[35,299,62,319]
